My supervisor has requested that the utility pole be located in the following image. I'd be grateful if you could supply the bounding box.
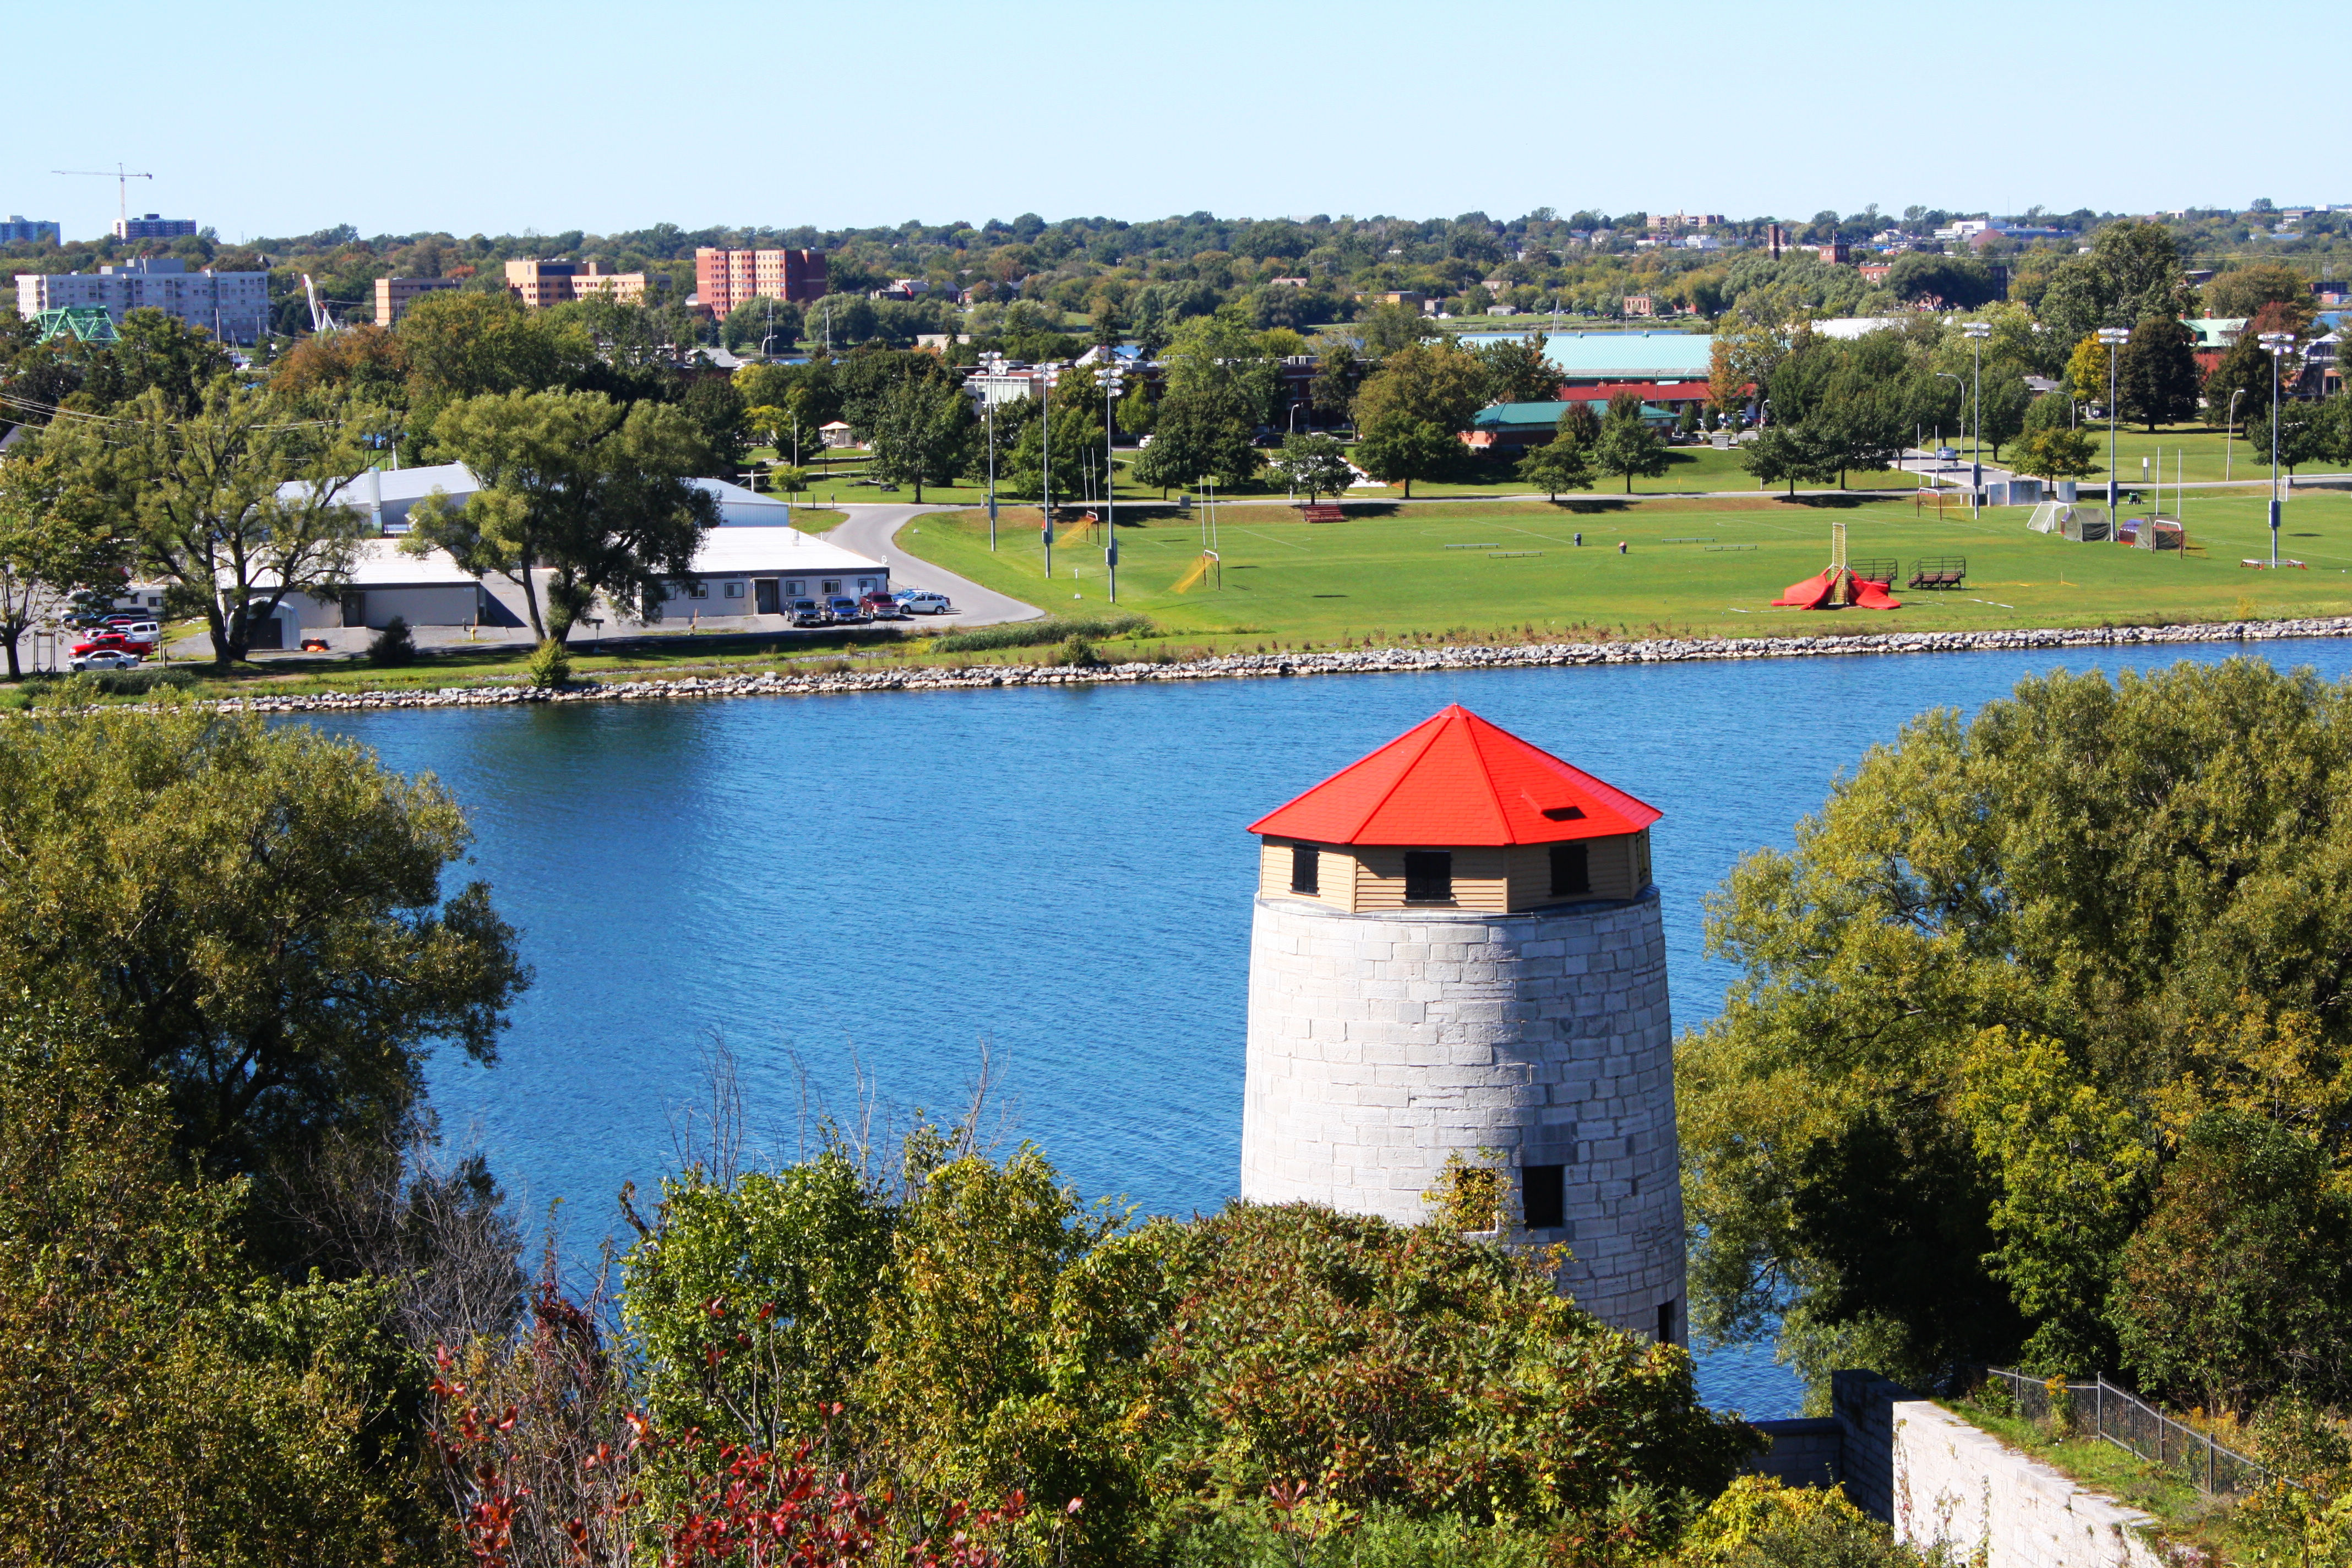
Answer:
[981,351,1004,549]
[1042,365,1055,578]
[2258,331,2297,568]
[1963,319,1990,516]
[53,164,153,230]
[1101,364,1126,603]
[2097,327,2130,524]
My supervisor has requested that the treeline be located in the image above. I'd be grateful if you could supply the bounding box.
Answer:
[1681,659,2352,1549]
[0,699,1935,1568]
[10,201,2342,349]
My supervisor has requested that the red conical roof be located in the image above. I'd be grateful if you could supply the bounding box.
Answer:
[1246,705,1662,847]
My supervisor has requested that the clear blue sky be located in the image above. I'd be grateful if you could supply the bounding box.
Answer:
[20,0,2343,243]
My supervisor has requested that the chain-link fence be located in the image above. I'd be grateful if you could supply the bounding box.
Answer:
[1978,1368,2272,1496]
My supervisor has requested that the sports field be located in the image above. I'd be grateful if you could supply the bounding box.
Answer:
[897,487,2352,651]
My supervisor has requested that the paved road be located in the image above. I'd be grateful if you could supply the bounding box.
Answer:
[829,503,1044,627]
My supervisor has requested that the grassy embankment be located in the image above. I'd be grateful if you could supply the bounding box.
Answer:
[21,481,2352,705]
[897,484,2352,651]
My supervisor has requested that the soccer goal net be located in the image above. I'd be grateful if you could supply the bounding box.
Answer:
[2026,501,2073,535]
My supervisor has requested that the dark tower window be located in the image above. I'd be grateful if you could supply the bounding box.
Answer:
[1403,851,1453,902]
[1523,1163,1566,1229]
[1550,841,1590,897]
[1290,843,1320,895]
[1658,1298,1679,1346]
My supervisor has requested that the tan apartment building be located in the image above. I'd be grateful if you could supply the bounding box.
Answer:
[374,275,460,325]
[503,259,649,309]
[694,247,827,316]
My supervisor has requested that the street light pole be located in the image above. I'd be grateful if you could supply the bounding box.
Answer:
[1101,365,1125,603]
[981,351,1004,550]
[2258,331,2296,568]
[1042,364,1055,578]
[2096,327,2130,523]
[1963,320,1990,516]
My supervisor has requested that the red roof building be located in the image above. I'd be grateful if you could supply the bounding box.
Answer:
[1250,705,1660,847]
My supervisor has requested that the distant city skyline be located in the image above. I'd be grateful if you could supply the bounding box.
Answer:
[15,0,2343,244]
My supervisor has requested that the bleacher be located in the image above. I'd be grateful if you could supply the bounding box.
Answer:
[1299,504,1345,523]
[1907,557,1968,590]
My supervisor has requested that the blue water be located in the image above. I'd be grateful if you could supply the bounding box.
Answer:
[304,638,2352,1420]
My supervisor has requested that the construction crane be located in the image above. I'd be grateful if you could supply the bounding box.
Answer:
[301,275,338,335]
[52,164,154,228]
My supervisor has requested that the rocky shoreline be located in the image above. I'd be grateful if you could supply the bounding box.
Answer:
[202,617,2352,714]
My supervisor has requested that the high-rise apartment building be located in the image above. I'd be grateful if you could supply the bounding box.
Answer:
[502,259,649,309]
[113,213,199,241]
[1,216,62,246]
[374,275,461,325]
[694,247,827,317]
[14,257,269,344]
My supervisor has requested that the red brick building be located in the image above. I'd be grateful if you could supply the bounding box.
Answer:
[695,247,829,316]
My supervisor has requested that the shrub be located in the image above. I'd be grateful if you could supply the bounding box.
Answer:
[1678,1476,1926,1568]
[1051,634,1099,667]
[526,638,570,689]
[72,666,196,698]
[366,616,417,667]
[934,614,1152,654]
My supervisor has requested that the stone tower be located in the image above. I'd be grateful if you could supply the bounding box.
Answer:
[1238,704,1686,1343]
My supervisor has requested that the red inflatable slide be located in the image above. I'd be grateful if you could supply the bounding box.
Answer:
[1770,568,1899,610]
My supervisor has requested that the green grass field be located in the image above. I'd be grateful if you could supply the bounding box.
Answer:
[899,488,2352,651]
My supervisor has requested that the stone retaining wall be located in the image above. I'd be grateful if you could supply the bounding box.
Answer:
[198,615,2352,715]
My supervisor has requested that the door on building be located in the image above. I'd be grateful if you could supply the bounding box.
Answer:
[754,578,780,615]
[340,590,368,628]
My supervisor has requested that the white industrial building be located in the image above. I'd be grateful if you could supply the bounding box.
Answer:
[339,464,808,535]
[14,257,270,344]
[236,541,490,648]
[647,525,889,619]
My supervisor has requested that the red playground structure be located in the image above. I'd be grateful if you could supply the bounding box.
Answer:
[1771,520,1901,610]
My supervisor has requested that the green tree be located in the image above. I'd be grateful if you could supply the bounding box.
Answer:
[1129,390,1260,493]
[867,372,975,502]
[2207,263,2314,320]
[1161,307,1279,429]
[32,382,389,665]
[0,706,527,1200]
[2109,1110,2352,1412]
[1006,371,1109,503]
[1517,436,1596,499]
[0,453,127,679]
[1353,412,1457,497]
[1356,301,1438,356]
[1682,661,2352,1389]
[0,1020,434,1562]
[1885,254,2001,310]
[407,388,720,643]
[2118,316,2202,431]
[2204,331,2276,430]
[2246,407,2330,476]
[76,306,236,417]
[721,296,803,353]
[1469,334,1562,405]
[2011,426,2101,482]
[395,290,589,451]
[1977,369,2032,461]
[1739,421,1838,496]
[1592,396,1672,492]
[1271,432,1355,502]
[1308,339,1363,419]
[1352,339,1487,438]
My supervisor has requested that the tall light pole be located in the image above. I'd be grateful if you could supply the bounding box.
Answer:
[1042,364,1056,579]
[2225,387,2245,481]
[1932,373,1960,489]
[1101,364,1125,603]
[2258,331,2296,568]
[1963,320,1990,516]
[2096,326,2130,522]
[980,351,1005,550]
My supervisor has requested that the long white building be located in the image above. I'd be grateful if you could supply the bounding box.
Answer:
[14,257,270,345]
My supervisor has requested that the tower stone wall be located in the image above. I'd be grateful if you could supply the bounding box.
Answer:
[1239,888,1685,1340]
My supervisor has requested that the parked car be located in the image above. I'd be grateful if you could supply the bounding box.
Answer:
[825,596,867,623]
[786,597,826,628]
[70,648,143,672]
[895,590,954,616]
[71,631,156,657]
[118,620,161,641]
[862,590,906,619]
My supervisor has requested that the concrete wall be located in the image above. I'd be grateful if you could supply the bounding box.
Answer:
[1239,888,1684,1340]
[1762,1373,2165,1568]
[1892,1401,2164,1568]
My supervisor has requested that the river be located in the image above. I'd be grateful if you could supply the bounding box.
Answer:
[306,636,2352,1419]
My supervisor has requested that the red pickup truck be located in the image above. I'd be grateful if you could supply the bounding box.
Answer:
[72,630,156,658]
